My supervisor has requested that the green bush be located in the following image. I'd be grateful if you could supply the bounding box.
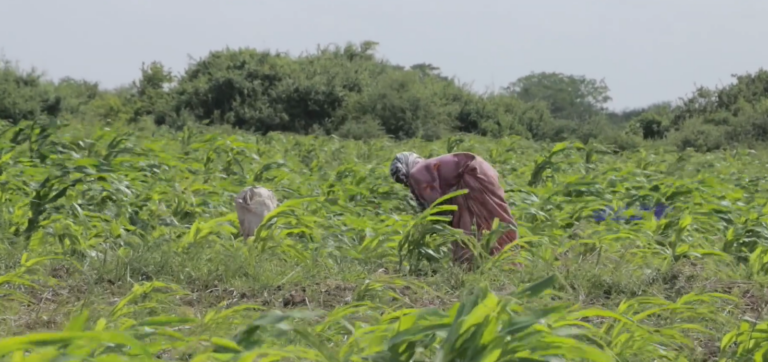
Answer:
[3,44,768,152]
[0,58,61,123]
[669,118,728,152]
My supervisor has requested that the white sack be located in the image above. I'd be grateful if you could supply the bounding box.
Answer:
[234,186,278,240]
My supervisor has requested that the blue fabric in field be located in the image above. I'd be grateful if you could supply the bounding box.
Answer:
[593,203,669,223]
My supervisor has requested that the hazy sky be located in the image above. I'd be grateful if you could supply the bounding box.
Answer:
[1,0,766,110]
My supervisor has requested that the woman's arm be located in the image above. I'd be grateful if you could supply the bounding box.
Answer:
[409,164,452,224]
[408,159,443,206]
[408,183,430,212]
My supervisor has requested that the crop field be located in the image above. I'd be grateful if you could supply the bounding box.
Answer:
[1,118,767,361]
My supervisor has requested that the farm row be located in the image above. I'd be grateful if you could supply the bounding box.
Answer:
[0,118,766,360]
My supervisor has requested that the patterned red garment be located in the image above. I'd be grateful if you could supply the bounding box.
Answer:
[407,152,519,265]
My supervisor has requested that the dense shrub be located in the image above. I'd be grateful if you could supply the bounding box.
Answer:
[2,43,768,153]
[0,58,62,124]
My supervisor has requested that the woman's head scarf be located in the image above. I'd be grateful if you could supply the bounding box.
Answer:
[390,152,424,186]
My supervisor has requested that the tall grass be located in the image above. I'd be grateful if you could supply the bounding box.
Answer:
[0,119,766,361]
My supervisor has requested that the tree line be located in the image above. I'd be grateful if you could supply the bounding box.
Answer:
[2,40,767,152]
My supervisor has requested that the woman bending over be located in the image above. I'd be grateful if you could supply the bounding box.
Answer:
[389,151,518,265]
